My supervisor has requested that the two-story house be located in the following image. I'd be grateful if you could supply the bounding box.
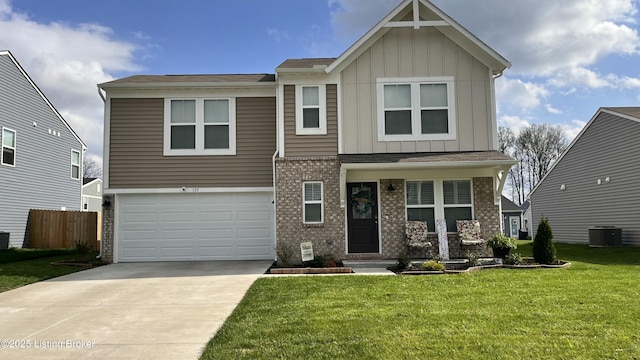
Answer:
[0,50,86,248]
[98,0,514,263]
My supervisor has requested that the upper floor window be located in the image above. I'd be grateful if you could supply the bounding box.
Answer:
[71,150,81,180]
[296,85,326,135]
[164,98,236,156]
[377,77,456,141]
[1,127,16,166]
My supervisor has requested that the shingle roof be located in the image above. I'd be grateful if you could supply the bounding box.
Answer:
[604,107,640,119]
[101,73,275,86]
[276,58,337,70]
[501,195,522,212]
[338,151,514,164]
[83,177,98,185]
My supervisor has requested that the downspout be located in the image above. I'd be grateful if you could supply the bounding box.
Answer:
[272,72,280,261]
[96,85,106,259]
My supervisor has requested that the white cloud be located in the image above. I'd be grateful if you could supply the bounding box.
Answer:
[496,77,549,111]
[498,115,531,135]
[545,104,563,115]
[548,67,611,89]
[559,119,587,141]
[432,0,640,77]
[329,0,400,42]
[267,27,290,43]
[0,0,141,161]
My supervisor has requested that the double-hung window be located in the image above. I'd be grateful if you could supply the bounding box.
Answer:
[1,128,16,166]
[296,85,326,135]
[303,181,323,224]
[164,98,236,155]
[406,181,435,232]
[377,77,455,141]
[405,179,473,232]
[71,150,81,180]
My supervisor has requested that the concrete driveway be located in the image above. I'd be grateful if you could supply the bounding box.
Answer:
[0,261,271,360]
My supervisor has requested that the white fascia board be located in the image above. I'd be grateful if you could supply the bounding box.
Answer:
[340,159,516,171]
[99,81,276,90]
[105,187,274,195]
[82,178,102,189]
[1,51,87,149]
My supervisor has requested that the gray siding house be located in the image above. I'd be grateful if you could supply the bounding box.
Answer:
[501,195,523,238]
[530,107,640,246]
[0,50,86,247]
[82,178,103,212]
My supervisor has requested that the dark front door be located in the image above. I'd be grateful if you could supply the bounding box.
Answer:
[347,182,379,253]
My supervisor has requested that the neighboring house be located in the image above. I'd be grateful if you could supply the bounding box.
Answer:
[82,177,103,212]
[530,107,640,246]
[501,195,523,238]
[0,50,86,248]
[521,199,532,234]
[98,0,514,263]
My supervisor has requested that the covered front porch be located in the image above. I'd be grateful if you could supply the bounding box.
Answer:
[339,151,515,260]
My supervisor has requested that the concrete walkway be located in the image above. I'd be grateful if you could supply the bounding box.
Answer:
[0,261,271,360]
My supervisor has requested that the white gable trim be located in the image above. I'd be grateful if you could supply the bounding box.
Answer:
[0,51,86,150]
[324,0,511,75]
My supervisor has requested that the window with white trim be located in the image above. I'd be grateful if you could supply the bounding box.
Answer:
[71,150,81,180]
[377,77,456,141]
[405,179,473,232]
[303,181,323,223]
[443,180,473,232]
[296,85,326,135]
[82,196,89,211]
[1,128,16,166]
[406,181,435,232]
[164,98,236,155]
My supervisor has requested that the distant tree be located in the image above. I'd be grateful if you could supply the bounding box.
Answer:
[83,156,102,178]
[532,216,556,264]
[498,124,568,204]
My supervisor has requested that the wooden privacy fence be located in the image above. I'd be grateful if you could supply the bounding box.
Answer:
[28,210,98,249]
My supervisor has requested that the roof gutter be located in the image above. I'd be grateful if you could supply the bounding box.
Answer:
[98,81,276,90]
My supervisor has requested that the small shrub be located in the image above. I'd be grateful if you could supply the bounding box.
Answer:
[396,252,410,270]
[305,254,337,268]
[504,252,523,265]
[421,260,444,271]
[465,251,480,266]
[533,216,557,264]
[75,240,91,261]
[275,243,296,267]
[324,259,337,268]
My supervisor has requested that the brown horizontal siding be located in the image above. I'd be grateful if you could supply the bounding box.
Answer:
[284,84,338,157]
[109,97,276,188]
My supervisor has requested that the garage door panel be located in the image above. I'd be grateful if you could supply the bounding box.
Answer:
[117,192,274,262]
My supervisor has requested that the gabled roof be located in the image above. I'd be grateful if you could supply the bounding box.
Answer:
[99,74,275,89]
[0,50,86,150]
[323,0,511,75]
[501,195,522,212]
[83,177,102,186]
[528,107,640,198]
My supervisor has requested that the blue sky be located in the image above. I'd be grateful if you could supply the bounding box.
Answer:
[1,0,639,164]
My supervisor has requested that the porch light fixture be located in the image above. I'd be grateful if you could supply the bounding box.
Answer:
[102,199,111,208]
[387,183,395,192]
[560,184,566,191]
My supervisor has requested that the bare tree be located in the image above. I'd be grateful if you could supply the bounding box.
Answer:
[83,156,103,178]
[499,124,568,204]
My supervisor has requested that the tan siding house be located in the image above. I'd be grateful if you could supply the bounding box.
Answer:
[99,0,515,264]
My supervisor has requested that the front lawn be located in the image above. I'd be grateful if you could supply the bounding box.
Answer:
[202,243,640,359]
[0,249,91,293]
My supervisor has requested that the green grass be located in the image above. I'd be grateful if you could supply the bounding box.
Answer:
[202,243,640,359]
[0,249,91,293]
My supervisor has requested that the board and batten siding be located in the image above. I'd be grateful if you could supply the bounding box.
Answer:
[531,112,640,246]
[341,26,492,154]
[0,54,83,247]
[108,97,276,188]
[283,84,338,157]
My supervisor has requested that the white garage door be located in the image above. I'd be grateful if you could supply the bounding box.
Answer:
[116,192,274,262]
